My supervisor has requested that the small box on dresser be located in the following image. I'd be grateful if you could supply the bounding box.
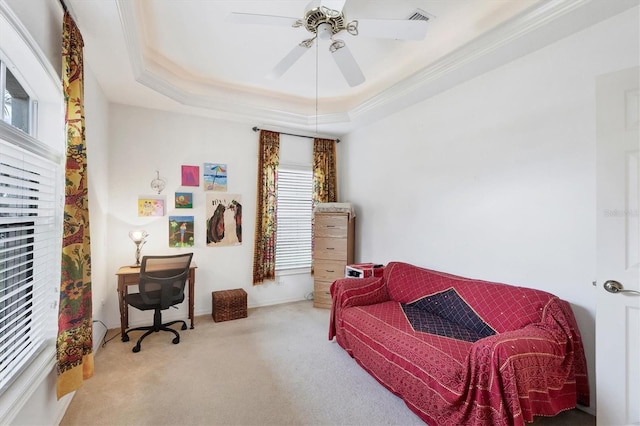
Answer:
[212,289,247,322]
[313,203,355,309]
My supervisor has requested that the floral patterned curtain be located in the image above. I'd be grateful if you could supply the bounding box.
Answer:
[313,138,338,205]
[57,11,94,399]
[252,130,280,284]
[311,138,337,274]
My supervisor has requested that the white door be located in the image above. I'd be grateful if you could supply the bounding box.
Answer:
[596,66,640,426]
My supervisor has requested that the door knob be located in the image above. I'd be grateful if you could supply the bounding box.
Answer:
[604,280,640,295]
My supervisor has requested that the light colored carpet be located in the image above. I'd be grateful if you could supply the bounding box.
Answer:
[61,301,594,426]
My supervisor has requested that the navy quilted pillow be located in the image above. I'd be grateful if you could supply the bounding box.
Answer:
[404,288,495,340]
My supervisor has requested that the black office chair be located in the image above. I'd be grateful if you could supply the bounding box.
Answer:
[123,253,193,352]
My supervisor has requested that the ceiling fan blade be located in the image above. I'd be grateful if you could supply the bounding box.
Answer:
[266,41,314,80]
[330,42,365,87]
[226,12,299,27]
[354,19,428,40]
[320,0,347,13]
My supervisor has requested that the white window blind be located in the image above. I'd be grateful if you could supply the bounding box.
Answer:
[0,138,58,395]
[275,166,313,271]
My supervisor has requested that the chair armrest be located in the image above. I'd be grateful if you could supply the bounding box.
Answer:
[328,277,389,340]
[467,324,582,423]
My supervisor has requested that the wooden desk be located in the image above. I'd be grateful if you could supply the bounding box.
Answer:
[116,263,197,340]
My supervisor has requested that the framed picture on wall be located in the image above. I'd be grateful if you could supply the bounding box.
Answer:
[203,163,227,192]
[181,165,200,187]
[175,192,193,208]
[169,216,195,248]
[137,196,165,217]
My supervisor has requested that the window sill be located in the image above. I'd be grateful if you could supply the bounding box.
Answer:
[0,342,56,424]
[276,267,311,277]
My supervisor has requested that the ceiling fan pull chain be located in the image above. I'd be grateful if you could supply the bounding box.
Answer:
[346,20,358,36]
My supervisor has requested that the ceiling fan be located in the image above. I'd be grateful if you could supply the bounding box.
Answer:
[227,0,430,87]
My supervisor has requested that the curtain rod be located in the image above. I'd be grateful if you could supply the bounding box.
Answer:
[252,126,340,143]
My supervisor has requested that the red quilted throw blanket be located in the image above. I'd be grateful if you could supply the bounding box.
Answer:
[329,262,589,426]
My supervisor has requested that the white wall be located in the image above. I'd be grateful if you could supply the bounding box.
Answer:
[84,59,111,347]
[338,7,640,413]
[4,0,61,78]
[105,106,313,329]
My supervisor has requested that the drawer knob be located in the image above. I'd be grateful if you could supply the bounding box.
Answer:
[326,270,334,273]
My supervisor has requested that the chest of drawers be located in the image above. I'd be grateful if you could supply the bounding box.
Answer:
[313,211,355,308]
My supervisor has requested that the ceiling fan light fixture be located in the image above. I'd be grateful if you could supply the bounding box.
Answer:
[317,22,334,40]
[230,0,429,87]
[329,39,345,53]
[320,6,341,19]
[346,20,358,36]
[303,5,346,35]
[300,38,316,49]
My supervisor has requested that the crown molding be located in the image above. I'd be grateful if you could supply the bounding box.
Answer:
[114,0,634,133]
[349,0,602,122]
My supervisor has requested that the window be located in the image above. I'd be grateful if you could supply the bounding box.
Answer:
[0,7,63,421]
[0,138,59,395]
[1,62,30,134]
[275,166,313,271]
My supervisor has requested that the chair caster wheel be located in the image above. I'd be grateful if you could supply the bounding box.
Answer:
[132,345,140,353]
[172,337,180,344]
[181,324,187,330]
[122,335,130,342]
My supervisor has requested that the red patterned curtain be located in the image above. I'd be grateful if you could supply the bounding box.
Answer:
[57,11,94,399]
[252,131,280,284]
[312,138,338,205]
[311,138,337,274]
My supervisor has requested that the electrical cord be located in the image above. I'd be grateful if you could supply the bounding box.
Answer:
[92,319,120,348]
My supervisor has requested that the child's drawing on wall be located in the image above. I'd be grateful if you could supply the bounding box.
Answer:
[138,197,164,217]
[203,163,227,192]
[169,216,194,248]
[206,194,241,247]
[181,165,200,187]
[175,192,193,208]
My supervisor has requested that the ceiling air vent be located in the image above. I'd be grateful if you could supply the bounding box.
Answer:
[407,9,432,22]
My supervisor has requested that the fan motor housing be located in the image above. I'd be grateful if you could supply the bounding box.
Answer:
[303,7,346,35]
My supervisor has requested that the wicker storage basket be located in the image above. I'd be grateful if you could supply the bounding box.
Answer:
[212,289,247,322]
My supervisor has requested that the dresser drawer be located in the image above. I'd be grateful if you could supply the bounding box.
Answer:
[314,237,347,260]
[315,214,348,238]
[314,259,346,281]
[313,281,332,309]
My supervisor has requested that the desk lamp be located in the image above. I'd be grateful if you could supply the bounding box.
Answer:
[129,230,148,267]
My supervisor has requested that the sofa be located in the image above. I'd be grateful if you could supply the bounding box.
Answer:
[329,262,589,426]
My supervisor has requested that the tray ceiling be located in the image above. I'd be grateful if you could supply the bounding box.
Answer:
[65,0,637,136]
